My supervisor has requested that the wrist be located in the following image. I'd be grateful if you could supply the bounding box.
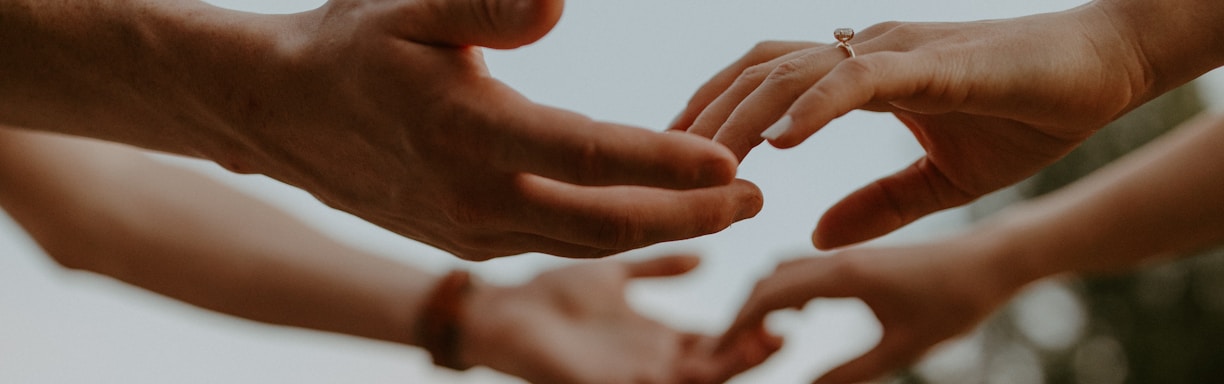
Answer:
[0,0,294,161]
[963,212,1062,295]
[138,5,312,167]
[1091,0,1224,103]
[415,269,479,371]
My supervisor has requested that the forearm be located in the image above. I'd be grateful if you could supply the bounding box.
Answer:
[1094,0,1224,102]
[0,128,437,346]
[983,112,1224,282]
[0,0,299,162]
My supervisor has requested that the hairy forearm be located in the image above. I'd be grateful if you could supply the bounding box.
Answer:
[0,0,300,162]
[982,113,1224,282]
[0,128,437,346]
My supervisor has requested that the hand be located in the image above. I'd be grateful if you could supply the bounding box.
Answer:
[209,0,762,260]
[716,241,1022,384]
[670,4,1149,249]
[462,255,782,384]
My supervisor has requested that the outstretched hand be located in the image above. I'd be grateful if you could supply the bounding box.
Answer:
[671,5,1150,249]
[463,255,783,384]
[717,243,1020,384]
[207,0,762,260]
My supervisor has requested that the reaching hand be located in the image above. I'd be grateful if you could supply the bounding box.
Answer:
[462,255,782,384]
[717,242,1021,384]
[206,0,761,260]
[670,4,1150,249]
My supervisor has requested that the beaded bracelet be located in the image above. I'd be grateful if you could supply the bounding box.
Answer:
[416,269,474,371]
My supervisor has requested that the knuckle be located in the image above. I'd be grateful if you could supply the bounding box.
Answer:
[836,56,876,80]
[572,138,604,185]
[826,253,865,280]
[593,214,644,250]
[694,203,736,235]
[863,20,905,37]
[737,63,775,85]
[765,58,807,83]
[442,201,495,229]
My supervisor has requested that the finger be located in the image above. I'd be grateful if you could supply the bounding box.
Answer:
[669,41,819,132]
[813,333,924,384]
[475,91,741,190]
[392,0,564,49]
[763,51,934,149]
[685,47,822,140]
[436,231,618,261]
[624,254,701,278]
[812,157,974,250]
[679,329,783,384]
[711,46,845,159]
[716,257,854,351]
[361,212,620,260]
[503,175,764,253]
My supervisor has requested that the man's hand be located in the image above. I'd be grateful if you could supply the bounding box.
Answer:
[232,0,766,260]
[0,0,762,260]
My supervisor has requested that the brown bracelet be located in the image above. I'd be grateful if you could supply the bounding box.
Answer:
[416,270,474,371]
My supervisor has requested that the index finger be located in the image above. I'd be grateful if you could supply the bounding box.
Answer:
[765,51,935,149]
[669,41,819,132]
[717,257,854,351]
[624,254,701,279]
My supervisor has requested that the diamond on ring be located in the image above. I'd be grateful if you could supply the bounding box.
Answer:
[834,28,856,58]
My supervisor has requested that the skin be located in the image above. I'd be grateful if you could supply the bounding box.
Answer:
[719,111,1224,383]
[0,127,781,384]
[0,0,763,261]
[685,0,1224,381]
[671,0,1224,250]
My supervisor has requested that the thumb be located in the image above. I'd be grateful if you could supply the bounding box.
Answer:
[813,157,974,250]
[399,0,564,49]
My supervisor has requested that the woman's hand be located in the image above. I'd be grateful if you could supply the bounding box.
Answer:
[462,255,782,384]
[717,241,1022,384]
[671,4,1151,249]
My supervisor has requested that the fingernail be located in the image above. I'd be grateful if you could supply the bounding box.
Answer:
[761,115,793,140]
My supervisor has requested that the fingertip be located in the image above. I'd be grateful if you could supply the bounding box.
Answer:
[673,254,703,271]
[758,323,784,351]
[732,179,765,221]
[483,0,565,49]
[702,147,741,186]
[813,195,899,250]
[811,226,841,251]
[627,254,701,278]
[657,130,740,187]
[760,115,792,141]
[760,114,820,150]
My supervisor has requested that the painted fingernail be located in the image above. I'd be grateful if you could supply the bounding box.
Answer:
[761,115,793,140]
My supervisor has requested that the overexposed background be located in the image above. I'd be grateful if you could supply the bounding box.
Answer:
[4,1,1224,383]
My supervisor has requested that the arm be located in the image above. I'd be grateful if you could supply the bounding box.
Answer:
[718,112,1224,383]
[0,127,778,384]
[0,126,436,346]
[671,0,1224,250]
[0,0,762,260]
